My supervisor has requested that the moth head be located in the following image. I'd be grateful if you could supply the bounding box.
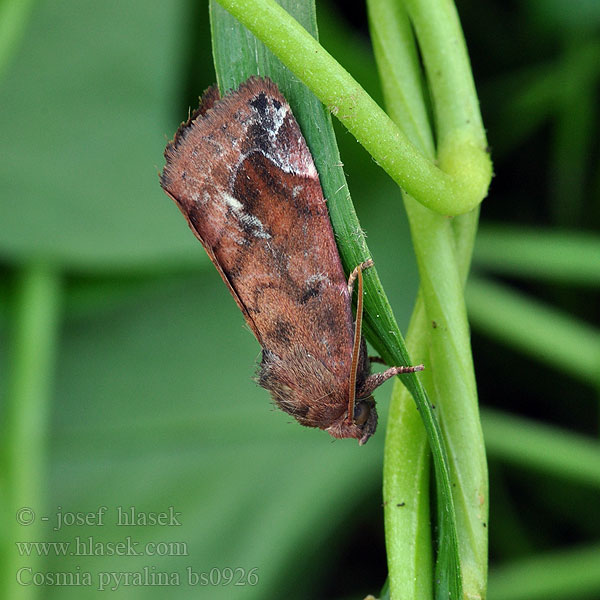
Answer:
[326,397,378,445]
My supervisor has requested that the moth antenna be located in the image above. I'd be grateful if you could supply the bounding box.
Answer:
[346,263,366,425]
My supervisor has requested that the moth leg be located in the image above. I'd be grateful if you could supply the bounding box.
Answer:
[347,258,423,401]
[347,259,374,296]
[369,356,387,365]
[360,364,425,397]
[346,259,373,425]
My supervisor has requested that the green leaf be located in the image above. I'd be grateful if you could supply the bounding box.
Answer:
[0,0,210,272]
[474,225,600,286]
[467,276,600,385]
[482,409,600,489]
[489,544,600,600]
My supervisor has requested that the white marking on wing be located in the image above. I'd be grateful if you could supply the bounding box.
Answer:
[222,192,243,211]
[219,191,272,241]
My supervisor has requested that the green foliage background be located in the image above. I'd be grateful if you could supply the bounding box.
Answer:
[0,1,599,599]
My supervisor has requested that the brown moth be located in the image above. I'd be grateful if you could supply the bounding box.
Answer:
[160,77,423,444]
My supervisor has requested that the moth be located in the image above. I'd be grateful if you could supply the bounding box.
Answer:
[160,77,423,444]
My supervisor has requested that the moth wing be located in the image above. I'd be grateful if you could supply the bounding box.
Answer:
[161,76,354,380]
[227,152,355,376]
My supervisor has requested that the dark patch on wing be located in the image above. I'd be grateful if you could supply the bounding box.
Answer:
[293,202,314,218]
[271,318,296,345]
[233,173,259,215]
[299,279,322,304]
[187,211,201,231]
[250,92,268,116]
[246,151,285,198]
[247,122,270,154]
[223,260,243,281]
[322,304,341,334]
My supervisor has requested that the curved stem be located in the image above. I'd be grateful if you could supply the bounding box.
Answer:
[215,0,492,215]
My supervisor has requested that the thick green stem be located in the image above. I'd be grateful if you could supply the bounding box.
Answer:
[1,264,62,600]
[402,0,487,146]
[383,297,433,600]
[407,202,488,599]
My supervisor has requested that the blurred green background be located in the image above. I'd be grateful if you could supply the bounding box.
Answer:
[0,1,599,599]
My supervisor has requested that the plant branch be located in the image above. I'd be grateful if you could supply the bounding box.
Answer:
[215,0,491,215]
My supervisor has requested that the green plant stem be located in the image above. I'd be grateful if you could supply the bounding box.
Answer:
[383,298,433,600]
[1,264,62,600]
[466,276,600,385]
[369,0,489,598]
[384,211,484,599]
[215,0,491,215]
[402,0,487,149]
[408,204,488,600]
